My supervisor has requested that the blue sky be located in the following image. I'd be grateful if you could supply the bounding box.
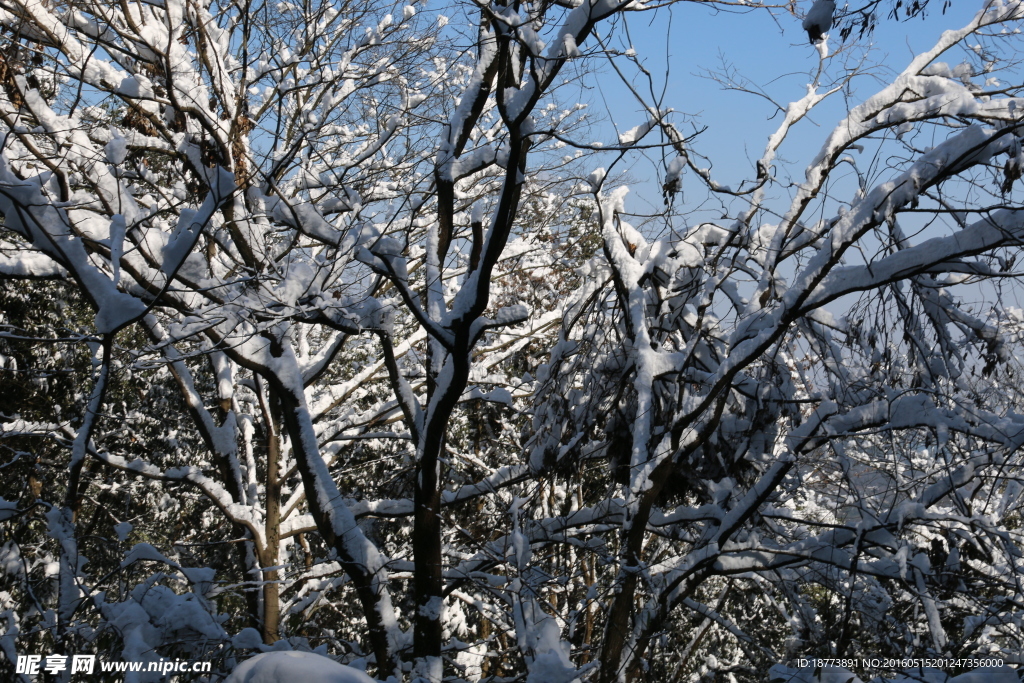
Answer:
[582,0,986,218]
[562,0,1024,314]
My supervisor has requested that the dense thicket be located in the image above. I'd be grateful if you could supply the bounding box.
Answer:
[2,0,1024,681]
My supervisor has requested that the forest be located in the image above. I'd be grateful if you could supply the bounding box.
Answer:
[1,0,1023,680]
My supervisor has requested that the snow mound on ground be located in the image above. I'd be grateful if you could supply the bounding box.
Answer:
[225,652,377,683]
[768,666,865,683]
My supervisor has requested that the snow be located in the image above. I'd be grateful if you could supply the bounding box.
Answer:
[6,0,1024,680]
[665,154,685,189]
[419,596,443,620]
[122,543,176,567]
[108,214,126,284]
[561,33,580,58]
[802,0,835,42]
[466,386,513,405]
[0,158,147,333]
[617,113,661,146]
[527,649,581,683]
[522,608,580,683]
[0,498,19,522]
[225,652,377,683]
[232,628,265,650]
[0,251,65,278]
[113,522,133,542]
[105,128,129,164]
[161,169,235,277]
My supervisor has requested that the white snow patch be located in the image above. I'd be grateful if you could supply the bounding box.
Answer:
[232,628,265,650]
[113,522,133,542]
[225,651,376,683]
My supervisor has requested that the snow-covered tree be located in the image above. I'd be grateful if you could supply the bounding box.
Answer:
[2,0,1024,681]
[525,3,1024,680]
